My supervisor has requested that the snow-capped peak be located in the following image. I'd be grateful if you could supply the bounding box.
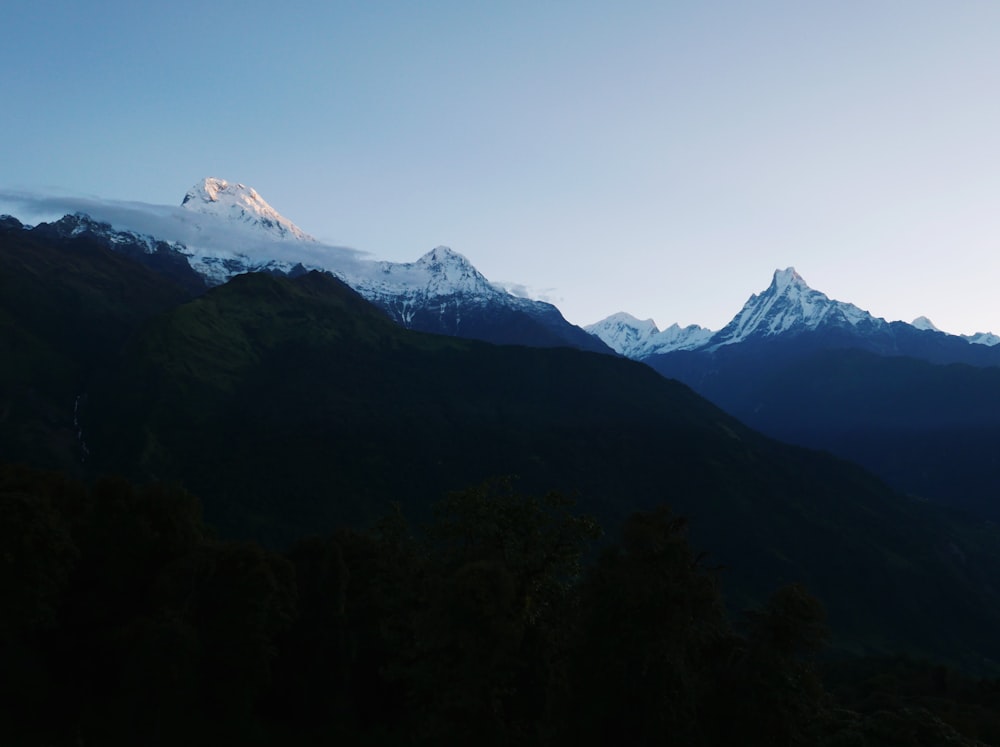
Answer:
[415,245,475,272]
[710,267,885,348]
[173,180,536,314]
[586,312,713,358]
[180,177,314,242]
[335,243,517,321]
[963,331,1000,346]
[771,266,810,293]
[912,316,940,332]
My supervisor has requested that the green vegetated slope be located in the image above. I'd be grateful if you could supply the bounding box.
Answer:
[74,269,1000,670]
[0,223,192,472]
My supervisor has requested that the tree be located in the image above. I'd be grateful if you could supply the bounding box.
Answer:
[408,479,600,745]
[706,583,831,747]
[565,507,729,746]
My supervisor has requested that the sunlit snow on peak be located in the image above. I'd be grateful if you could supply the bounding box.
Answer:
[770,267,808,293]
[181,177,314,242]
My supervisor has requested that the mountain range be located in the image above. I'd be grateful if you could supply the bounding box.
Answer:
[588,267,1000,522]
[5,177,1000,670]
[588,266,1000,360]
[17,178,609,354]
[7,178,1000,522]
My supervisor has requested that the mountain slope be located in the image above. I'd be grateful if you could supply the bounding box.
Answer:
[634,269,1000,521]
[60,269,1000,670]
[7,194,1000,668]
[709,267,888,348]
[26,213,208,295]
[172,178,609,352]
[0,216,195,472]
[711,268,1000,363]
[5,178,611,354]
[345,245,611,352]
[650,342,1000,521]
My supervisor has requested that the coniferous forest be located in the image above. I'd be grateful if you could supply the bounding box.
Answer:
[4,466,1000,746]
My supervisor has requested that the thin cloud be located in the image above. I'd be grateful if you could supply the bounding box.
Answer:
[0,190,557,306]
[0,189,371,273]
[493,280,561,305]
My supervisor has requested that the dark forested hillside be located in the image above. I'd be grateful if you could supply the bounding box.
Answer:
[2,467,996,746]
[69,272,1000,670]
[646,341,1000,522]
[4,226,1000,676]
[0,218,194,472]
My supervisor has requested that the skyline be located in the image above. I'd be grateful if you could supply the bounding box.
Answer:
[3,2,1000,335]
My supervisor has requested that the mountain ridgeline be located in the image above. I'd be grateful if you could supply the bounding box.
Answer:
[588,268,1000,523]
[20,177,612,354]
[4,214,1000,678]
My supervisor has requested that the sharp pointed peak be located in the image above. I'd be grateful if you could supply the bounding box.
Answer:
[593,311,656,326]
[179,177,313,242]
[707,266,883,347]
[181,177,253,205]
[417,245,472,264]
[769,266,810,292]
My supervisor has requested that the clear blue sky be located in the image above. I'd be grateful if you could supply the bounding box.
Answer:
[3,1,1000,334]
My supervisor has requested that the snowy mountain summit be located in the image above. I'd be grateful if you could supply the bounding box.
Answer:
[181,177,314,242]
[585,312,713,358]
[170,179,609,353]
[912,316,940,332]
[342,245,510,325]
[374,245,492,298]
[709,267,886,348]
[964,331,1000,346]
[588,267,886,358]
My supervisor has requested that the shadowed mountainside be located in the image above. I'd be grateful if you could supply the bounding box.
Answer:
[4,224,1000,670]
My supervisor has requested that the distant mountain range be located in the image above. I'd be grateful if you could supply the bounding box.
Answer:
[588,266,1000,359]
[587,268,1000,522]
[10,177,997,359]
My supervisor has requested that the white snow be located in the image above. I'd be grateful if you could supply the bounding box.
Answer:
[586,312,713,358]
[963,331,1000,346]
[6,182,998,353]
[912,316,940,332]
[709,267,886,348]
[173,181,541,318]
[2,179,559,330]
[340,245,546,324]
[180,178,314,242]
